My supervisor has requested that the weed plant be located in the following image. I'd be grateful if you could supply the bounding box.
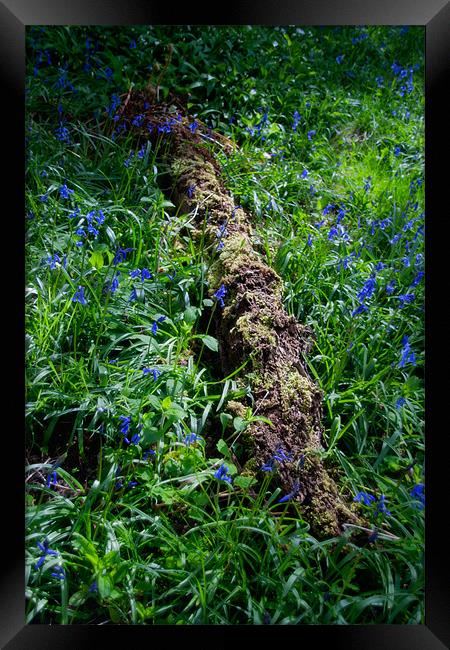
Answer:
[25,25,424,624]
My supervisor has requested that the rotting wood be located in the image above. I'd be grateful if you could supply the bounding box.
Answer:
[121,89,363,538]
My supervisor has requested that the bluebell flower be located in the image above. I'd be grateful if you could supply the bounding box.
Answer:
[397,293,415,308]
[307,130,316,140]
[132,114,144,127]
[72,286,87,305]
[394,145,401,156]
[51,565,66,580]
[214,284,227,308]
[46,253,61,270]
[184,433,202,446]
[300,169,308,179]
[46,470,58,488]
[375,76,384,87]
[119,415,131,435]
[351,303,368,317]
[151,316,166,335]
[129,39,137,49]
[189,120,199,133]
[278,481,300,503]
[307,234,313,247]
[336,54,344,64]
[353,491,376,506]
[364,177,372,192]
[292,111,301,131]
[143,449,156,460]
[395,397,406,409]
[186,185,196,199]
[357,275,376,302]
[40,193,48,203]
[398,335,416,368]
[386,280,396,294]
[113,247,134,265]
[410,483,425,509]
[374,494,391,517]
[129,288,138,302]
[143,368,161,381]
[35,539,58,570]
[214,464,232,484]
[89,581,98,593]
[68,207,80,219]
[410,271,424,288]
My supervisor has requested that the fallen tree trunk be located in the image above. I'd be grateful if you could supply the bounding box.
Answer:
[122,90,361,538]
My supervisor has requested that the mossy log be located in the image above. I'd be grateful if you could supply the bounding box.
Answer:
[122,90,361,538]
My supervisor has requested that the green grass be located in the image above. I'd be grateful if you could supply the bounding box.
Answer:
[25,25,424,624]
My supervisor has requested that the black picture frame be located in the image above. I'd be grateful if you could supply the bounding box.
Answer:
[3,1,449,647]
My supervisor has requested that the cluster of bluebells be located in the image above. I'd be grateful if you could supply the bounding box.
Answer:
[261,446,293,472]
[216,222,228,251]
[391,61,417,97]
[410,483,425,509]
[75,209,105,247]
[214,463,233,484]
[398,335,416,368]
[34,539,65,579]
[353,491,391,518]
[247,109,269,138]
[352,273,376,316]
[143,367,161,381]
[151,315,166,335]
[72,285,87,305]
[118,415,141,445]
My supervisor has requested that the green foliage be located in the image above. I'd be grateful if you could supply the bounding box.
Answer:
[25,24,424,624]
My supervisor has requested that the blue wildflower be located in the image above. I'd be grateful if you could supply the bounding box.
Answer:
[119,415,131,435]
[214,284,227,308]
[129,39,137,49]
[54,124,70,144]
[357,275,376,302]
[186,185,196,199]
[72,286,87,305]
[151,316,166,335]
[336,54,344,64]
[351,303,368,317]
[184,433,202,446]
[214,464,233,484]
[278,481,300,503]
[51,565,66,580]
[397,293,415,308]
[398,335,416,368]
[386,280,396,294]
[307,130,316,140]
[410,483,425,509]
[374,494,391,517]
[113,247,134,265]
[89,581,98,593]
[143,368,161,381]
[292,111,301,131]
[410,271,424,288]
[46,470,58,488]
[189,120,199,133]
[300,169,308,179]
[35,539,58,570]
[143,449,156,460]
[353,491,376,506]
[46,253,61,270]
